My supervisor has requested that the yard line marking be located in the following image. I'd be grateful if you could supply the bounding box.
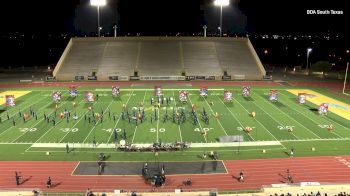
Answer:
[81,101,114,144]
[279,91,345,139]
[253,92,321,139]
[201,95,228,136]
[217,97,255,141]
[25,126,56,152]
[132,91,147,143]
[33,99,85,145]
[58,101,98,143]
[247,96,300,140]
[156,102,160,143]
[107,91,134,143]
[173,91,183,142]
[10,99,59,143]
[188,94,207,143]
[233,96,287,149]
[281,138,350,142]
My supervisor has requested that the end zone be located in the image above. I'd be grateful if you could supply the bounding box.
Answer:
[0,91,31,105]
[287,89,350,120]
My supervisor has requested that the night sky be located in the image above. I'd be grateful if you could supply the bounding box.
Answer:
[0,0,348,68]
[0,0,348,35]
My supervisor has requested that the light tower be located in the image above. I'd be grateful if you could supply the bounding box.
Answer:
[113,24,118,37]
[214,0,229,37]
[203,25,207,37]
[90,0,106,37]
[306,48,312,73]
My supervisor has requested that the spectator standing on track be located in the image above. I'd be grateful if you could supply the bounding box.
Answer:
[15,171,21,186]
[85,188,93,196]
[97,160,102,175]
[239,170,244,182]
[32,190,39,196]
[286,169,293,184]
[46,176,52,188]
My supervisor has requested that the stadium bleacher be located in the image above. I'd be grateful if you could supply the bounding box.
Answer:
[53,37,266,81]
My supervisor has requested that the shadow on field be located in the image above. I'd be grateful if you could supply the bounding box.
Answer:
[243,97,254,101]
[47,103,57,109]
[65,97,76,101]
[83,103,94,109]
[309,108,318,113]
[224,102,234,108]
[273,102,285,107]
[15,100,24,105]
[113,96,122,101]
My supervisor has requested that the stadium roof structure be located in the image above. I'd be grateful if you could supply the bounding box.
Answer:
[53,37,266,81]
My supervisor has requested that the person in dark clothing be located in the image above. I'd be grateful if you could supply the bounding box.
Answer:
[66,144,69,153]
[97,161,103,175]
[239,170,244,182]
[86,188,94,196]
[15,172,21,186]
[32,190,39,196]
[46,176,52,188]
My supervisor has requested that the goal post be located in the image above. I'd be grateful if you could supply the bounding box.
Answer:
[343,62,349,96]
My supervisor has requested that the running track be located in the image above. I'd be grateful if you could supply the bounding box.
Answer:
[1,156,350,192]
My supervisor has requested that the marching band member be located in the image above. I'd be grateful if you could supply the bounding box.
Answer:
[251,111,256,118]
[214,112,219,118]
[245,127,252,133]
[328,124,334,132]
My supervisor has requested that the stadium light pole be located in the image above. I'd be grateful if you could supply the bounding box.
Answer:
[306,48,312,73]
[214,0,229,37]
[344,50,350,95]
[91,0,106,37]
[113,24,118,37]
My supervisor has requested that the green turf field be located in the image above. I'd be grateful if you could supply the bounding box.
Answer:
[0,87,350,161]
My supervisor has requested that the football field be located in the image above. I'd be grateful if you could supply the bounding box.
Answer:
[1,87,350,148]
